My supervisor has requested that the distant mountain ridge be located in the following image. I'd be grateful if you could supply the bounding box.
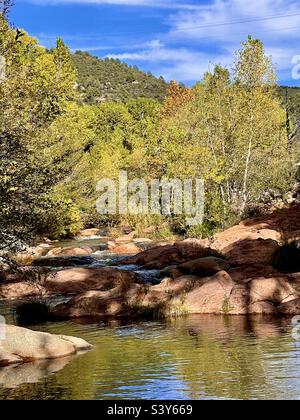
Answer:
[72,51,300,126]
[72,51,169,104]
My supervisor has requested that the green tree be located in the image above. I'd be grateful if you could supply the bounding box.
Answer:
[0,10,79,252]
[160,38,295,232]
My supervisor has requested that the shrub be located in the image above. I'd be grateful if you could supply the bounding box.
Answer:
[186,222,217,239]
[37,196,82,240]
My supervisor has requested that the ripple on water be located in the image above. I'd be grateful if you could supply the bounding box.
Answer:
[0,314,299,400]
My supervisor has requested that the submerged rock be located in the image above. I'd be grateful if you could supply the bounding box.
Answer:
[0,325,92,367]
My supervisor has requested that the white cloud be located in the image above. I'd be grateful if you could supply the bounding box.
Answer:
[108,46,232,82]
[163,0,300,82]
[147,39,164,49]
[168,0,300,42]
[27,0,300,84]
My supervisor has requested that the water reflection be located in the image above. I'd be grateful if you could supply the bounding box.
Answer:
[0,356,75,389]
[0,315,299,400]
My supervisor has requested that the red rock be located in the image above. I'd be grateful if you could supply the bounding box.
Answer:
[119,245,180,269]
[182,271,235,315]
[133,238,153,244]
[160,265,182,279]
[78,228,101,238]
[50,270,300,318]
[142,276,199,309]
[225,238,280,266]
[208,205,300,254]
[120,242,218,270]
[178,257,230,276]
[47,247,94,257]
[115,232,135,243]
[47,267,141,294]
[109,243,141,255]
[0,282,48,300]
[13,245,50,266]
[249,301,276,315]
[276,299,300,315]
[248,277,297,305]
[228,265,279,283]
[52,283,146,319]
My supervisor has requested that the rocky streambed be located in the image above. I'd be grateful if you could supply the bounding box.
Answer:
[1,205,300,320]
[1,206,300,397]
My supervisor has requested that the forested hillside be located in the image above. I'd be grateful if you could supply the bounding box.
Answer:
[73,51,300,119]
[1,0,299,250]
[279,86,300,117]
[73,51,169,103]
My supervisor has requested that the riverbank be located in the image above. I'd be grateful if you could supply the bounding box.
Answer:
[1,205,300,319]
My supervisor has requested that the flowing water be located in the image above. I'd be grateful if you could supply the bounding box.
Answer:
[0,237,300,400]
[0,314,300,400]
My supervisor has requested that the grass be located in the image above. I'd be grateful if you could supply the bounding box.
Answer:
[222,295,232,314]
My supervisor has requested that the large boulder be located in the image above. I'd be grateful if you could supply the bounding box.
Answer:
[228,264,279,283]
[208,205,300,253]
[177,274,298,316]
[46,246,94,258]
[177,257,230,276]
[108,242,141,255]
[227,276,297,315]
[182,271,235,315]
[46,267,142,295]
[248,277,296,305]
[52,283,146,319]
[276,299,300,315]
[120,242,219,270]
[159,265,183,280]
[224,238,280,266]
[51,270,300,319]
[0,325,92,367]
[124,205,300,270]
[120,245,181,269]
[139,276,205,316]
[13,244,51,266]
[0,281,48,300]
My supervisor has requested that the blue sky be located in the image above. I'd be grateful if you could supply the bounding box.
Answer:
[10,0,300,86]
